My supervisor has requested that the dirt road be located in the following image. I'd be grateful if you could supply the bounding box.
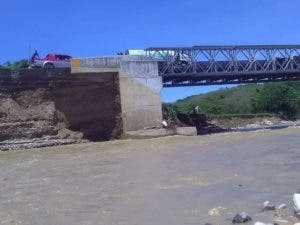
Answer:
[0,128,299,225]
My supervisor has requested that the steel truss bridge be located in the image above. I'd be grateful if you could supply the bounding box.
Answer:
[145,45,300,87]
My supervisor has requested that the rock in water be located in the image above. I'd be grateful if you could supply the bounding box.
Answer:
[232,212,252,223]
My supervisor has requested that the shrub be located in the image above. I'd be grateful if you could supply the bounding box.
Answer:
[251,83,298,119]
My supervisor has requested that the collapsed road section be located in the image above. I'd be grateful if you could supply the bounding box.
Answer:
[0,68,123,147]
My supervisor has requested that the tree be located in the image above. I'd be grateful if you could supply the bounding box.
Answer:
[251,83,299,119]
[1,59,28,70]
[164,103,178,119]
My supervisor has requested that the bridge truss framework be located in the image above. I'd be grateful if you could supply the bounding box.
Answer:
[145,45,300,87]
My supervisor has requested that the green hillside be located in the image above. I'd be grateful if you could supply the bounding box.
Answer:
[166,82,300,119]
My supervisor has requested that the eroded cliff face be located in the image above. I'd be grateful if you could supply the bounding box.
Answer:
[0,69,122,141]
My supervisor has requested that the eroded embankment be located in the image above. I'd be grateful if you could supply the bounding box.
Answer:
[0,69,122,143]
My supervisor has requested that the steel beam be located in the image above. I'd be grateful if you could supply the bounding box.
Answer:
[145,45,300,87]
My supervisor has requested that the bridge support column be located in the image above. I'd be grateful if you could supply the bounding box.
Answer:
[71,56,163,133]
[119,60,163,131]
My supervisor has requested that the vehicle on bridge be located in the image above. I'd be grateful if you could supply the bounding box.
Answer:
[173,52,192,67]
[29,51,72,69]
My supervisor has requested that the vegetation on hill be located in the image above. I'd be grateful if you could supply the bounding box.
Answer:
[165,82,300,119]
[0,59,28,70]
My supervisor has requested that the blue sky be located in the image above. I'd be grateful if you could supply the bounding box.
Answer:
[1,0,300,102]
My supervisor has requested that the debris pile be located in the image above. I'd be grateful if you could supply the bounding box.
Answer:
[206,193,300,225]
[0,136,80,151]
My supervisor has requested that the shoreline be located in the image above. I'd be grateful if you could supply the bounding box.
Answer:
[1,122,299,151]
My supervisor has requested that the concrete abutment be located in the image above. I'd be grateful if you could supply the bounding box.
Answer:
[71,56,163,133]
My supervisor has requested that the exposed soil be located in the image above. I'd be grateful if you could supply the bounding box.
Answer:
[0,69,123,142]
[207,114,282,129]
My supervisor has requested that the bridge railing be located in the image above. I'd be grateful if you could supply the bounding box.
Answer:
[146,45,300,76]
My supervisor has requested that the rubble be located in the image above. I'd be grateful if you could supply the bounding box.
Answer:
[162,120,168,127]
[262,201,276,211]
[277,204,287,210]
[0,136,80,151]
[273,219,288,223]
[293,193,300,215]
[208,206,226,216]
[254,222,278,225]
[232,212,252,223]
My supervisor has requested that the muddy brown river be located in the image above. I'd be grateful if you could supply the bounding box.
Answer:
[0,127,299,225]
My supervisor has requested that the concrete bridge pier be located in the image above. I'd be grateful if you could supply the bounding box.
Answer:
[71,56,163,134]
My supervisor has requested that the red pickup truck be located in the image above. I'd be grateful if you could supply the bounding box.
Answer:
[29,51,72,69]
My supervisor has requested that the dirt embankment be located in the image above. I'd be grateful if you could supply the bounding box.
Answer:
[162,105,290,135]
[0,69,122,142]
[174,113,291,134]
[206,114,282,129]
